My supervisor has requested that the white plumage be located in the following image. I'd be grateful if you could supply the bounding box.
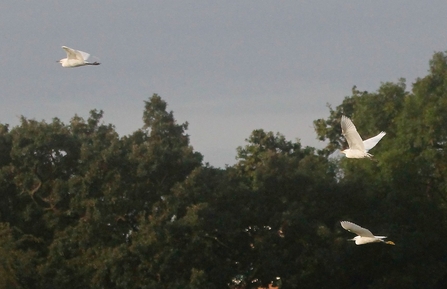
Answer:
[340,221,395,245]
[340,115,386,158]
[58,46,100,68]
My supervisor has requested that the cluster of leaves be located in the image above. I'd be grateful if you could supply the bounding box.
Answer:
[2,52,447,289]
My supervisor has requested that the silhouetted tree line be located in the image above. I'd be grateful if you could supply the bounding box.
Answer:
[2,52,447,289]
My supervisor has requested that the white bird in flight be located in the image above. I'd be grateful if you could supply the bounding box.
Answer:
[58,46,100,68]
[340,115,386,158]
[340,221,395,245]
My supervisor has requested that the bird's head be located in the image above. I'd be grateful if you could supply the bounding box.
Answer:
[340,148,353,157]
[57,58,69,67]
[57,57,69,63]
[340,149,368,159]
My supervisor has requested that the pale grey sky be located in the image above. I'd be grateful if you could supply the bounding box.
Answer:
[1,1,446,167]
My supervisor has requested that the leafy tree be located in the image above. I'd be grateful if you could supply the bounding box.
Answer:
[207,129,339,288]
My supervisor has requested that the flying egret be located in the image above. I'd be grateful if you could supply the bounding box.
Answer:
[340,115,386,158]
[58,46,100,68]
[340,221,395,245]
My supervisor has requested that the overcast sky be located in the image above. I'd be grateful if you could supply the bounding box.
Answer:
[1,1,446,167]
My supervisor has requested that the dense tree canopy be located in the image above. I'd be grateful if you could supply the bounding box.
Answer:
[2,52,447,288]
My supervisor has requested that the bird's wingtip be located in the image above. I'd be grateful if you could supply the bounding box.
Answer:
[340,221,351,229]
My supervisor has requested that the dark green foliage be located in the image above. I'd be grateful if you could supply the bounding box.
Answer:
[2,52,447,288]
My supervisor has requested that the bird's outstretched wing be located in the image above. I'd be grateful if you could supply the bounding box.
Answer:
[340,221,375,238]
[341,116,365,151]
[62,46,90,61]
[363,131,386,152]
[75,49,90,61]
[62,46,78,60]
